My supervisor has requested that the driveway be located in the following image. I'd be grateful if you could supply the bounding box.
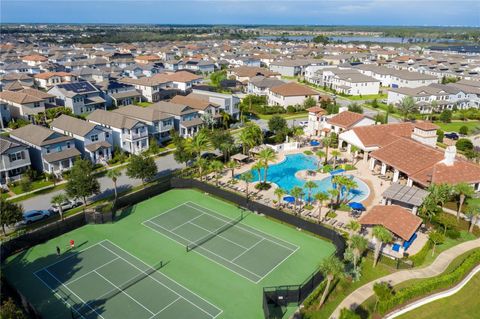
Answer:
[20,154,183,211]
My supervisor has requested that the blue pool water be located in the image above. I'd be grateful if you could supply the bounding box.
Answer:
[240,153,369,202]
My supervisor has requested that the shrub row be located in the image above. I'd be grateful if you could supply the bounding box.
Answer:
[378,249,480,314]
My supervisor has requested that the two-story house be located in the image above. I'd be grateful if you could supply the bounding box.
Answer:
[86,109,149,154]
[33,72,79,89]
[0,136,31,186]
[150,101,203,138]
[189,89,240,120]
[48,81,106,115]
[95,80,142,108]
[119,74,175,102]
[0,89,56,122]
[9,124,80,176]
[50,115,113,165]
[112,105,175,144]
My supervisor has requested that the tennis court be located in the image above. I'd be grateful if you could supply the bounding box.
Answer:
[142,201,299,283]
[34,240,222,319]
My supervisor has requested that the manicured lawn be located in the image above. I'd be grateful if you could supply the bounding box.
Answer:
[434,120,480,133]
[398,273,480,319]
[134,101,153,107]
[9,183,66,203]
[344,93,387,101]
[301,253,396,319]
[254,112,308,120]
[10,179,54,195]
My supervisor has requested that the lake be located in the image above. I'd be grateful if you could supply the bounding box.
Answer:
[257,35,466,44]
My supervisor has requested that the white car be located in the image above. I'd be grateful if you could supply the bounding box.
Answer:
[51,199,83,213]
[18,210,52,225]
[298,121,308,127]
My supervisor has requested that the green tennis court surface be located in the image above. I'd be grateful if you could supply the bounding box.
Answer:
[4,189,336,319]
[143,202,298,283]
[35,240,222,319]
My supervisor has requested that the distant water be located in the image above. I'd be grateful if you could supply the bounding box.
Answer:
[257,35,466,44]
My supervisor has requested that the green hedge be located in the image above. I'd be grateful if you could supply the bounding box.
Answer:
[378,249,480,314]
[408,240,433,265]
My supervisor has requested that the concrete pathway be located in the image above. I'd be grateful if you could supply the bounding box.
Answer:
[330,237,480,319]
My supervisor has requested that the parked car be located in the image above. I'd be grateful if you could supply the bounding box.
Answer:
[298,121,308,127]
[51,199,83,213]
[17,210,52,225]
[445,132,459,140]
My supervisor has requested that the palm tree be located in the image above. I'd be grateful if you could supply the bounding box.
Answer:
[290,186,303,215]
[304,180,318,203]
[328,188,339,210]
[346,220,361,238]
[315,150,326,169]
[373,282,392,312]
[274,187,286,208]
[219,142,234,162]
[314,192,329,222]
[331,150,341,168]
[257,148,276,184]
[210,160,224,186]
[466,205,480,233]
[201,113,215,131]
[221,111,231,129]
[342,178,358,204]
[453,183,475,221]
[239,129,254,155]
[226,160,238,182]
[51,193,68,221]
[239,171,253,200]
[188,131,211,160]
[349,234,368,271]
[322,135,332,165]
[427,183,453,208]
[372,226,393,267]
[333,175,349,206]
[251,161,263,183]
[350,145,359,164]
[317,256,344,309]
[196,157,208,181]
[106,169,122,200]
[397,96,417,121]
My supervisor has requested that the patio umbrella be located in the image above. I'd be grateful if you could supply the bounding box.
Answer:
[348,202,366,211]
[329,169,345,176]
[310,140,320,146]
[283,196,295,203]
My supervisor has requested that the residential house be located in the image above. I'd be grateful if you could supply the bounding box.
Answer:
[356,65,439,88]
[112,105,175,143]
[48,81,106,115]
[96,80,142,108]
[308,68,380,96]
[228,66,281,83]
[179,59,215,73]
[0,89,56,122]
[149,101,203,138]
[247,76,285,96]
[166,71,203,94]
[0,136,31,186]
[33,72,78,89]
[50,115,113,164]
[267,82,320,108]
[189,89,240,119]
[119,74,174,102]
[9,124,80,175]
[269,59,319,77]
[86,109,149,154]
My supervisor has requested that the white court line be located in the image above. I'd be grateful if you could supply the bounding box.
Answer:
[43,268,105,319]
[258,245,300,281]
[65,257,120,286]
[171,213,205,231]
[34,272,87,319]
[144,219,262,283]
[231,239,264,262]
[99,241,221,318]
[34,240,109,276]
[94,270,155,316]
[186,220,250,250]
[143,203,190,223]
[185,202,299,252]
[148,297,181,319]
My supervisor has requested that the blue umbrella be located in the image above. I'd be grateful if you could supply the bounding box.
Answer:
[310,140,320,146]
[348,202,366,211]
[283,196,295,203]
[330,169,346,176]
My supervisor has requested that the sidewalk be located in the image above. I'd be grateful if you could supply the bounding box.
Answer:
[330,237,480,319]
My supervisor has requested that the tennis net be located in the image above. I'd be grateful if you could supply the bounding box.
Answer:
[71,261,163,318]
[186,215,243,252]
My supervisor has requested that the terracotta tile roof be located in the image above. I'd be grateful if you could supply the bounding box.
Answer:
[410,160,480,186]
[307,106,326,114]
[414,121,439,131]
[269,82,319,97]
[328,111,365,129]
[370,138,443,175]
[352,123,414,147]
[22,54,48,62]
[359,205,422,241]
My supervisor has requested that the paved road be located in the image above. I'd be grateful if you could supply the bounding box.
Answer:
[250,117,308,131]
[330,237,480,319]
[20,154,183,211]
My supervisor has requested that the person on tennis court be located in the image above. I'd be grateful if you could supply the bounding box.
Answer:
[69,239,75,249]
[56,246,60,255]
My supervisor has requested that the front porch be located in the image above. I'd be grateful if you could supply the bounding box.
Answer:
[85,141,113,165]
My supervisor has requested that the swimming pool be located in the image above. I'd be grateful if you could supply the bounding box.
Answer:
[241,153,369,202]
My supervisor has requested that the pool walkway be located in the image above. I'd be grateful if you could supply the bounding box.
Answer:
[329,237,480,319]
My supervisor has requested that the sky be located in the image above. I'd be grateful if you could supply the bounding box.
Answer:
[1,0,479,26]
